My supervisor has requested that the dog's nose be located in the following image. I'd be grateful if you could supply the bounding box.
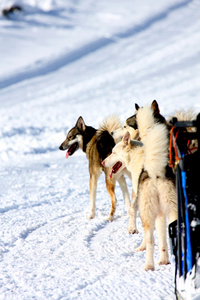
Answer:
[59,144,63,150]
[111,131,113,136]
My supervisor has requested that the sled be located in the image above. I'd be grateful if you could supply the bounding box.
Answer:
[168,113,200,300]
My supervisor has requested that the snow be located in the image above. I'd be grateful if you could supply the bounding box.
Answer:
[0,0,200,299]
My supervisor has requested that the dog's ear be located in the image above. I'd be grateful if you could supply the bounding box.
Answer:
[135,103,140,111]
[122,131,130,146]
[132,129,139,140]
[151,100,160,114]
[76,116,86,132]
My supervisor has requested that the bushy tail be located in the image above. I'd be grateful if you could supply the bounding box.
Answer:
[97,115,121,136]
[96,115,121,161]
[143,124,169,179]
[168,108,198,149]
[169,108,197,123]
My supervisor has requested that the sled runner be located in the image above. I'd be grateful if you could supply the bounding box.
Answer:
[169,113,200,300]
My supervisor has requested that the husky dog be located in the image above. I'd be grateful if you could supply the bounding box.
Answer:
[111,100,170,234]
[102,131,177,270]
[111,100,168,141]
[59,115,131,221]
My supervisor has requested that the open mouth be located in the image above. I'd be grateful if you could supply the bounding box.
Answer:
[66,142,79,158]
[110,161,122,178]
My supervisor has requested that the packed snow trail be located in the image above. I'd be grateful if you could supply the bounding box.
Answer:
[0,0,200,299]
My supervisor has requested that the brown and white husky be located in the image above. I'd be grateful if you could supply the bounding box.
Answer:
[59,115,131,222]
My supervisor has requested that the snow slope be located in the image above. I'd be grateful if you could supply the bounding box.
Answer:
[0,0,200,299]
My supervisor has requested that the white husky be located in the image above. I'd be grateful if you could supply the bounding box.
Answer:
[110,101,170,234]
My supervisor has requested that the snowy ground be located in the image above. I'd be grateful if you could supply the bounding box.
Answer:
[0,0,200,299]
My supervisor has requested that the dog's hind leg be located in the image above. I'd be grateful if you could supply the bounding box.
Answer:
[155,213,170,265]
[117,175,131,214]
[89,171,101,219]
[157,178,177,224]
[143,226,155,271]
[138,179,157,270]
[128,190,139,234]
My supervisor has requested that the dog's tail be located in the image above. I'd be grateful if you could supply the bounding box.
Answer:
[169,108,197,133]
[168,107,198,152]
[98,115,121,136]
[143,123,169,179]
[169,108,197,123]
[96,115,121,161]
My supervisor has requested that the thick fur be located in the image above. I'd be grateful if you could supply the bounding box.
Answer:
[112,100,167,142]
[169,108,198,148]
[135,100,167,141]
[59,115,131,221]
[143,123,169,179]
[102,131,177,270]
[168,108,197,123]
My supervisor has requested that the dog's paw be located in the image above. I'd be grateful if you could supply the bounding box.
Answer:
[158,250,170,265]
[158,259,170,266]
[136,244,146,252]
[88,211,95,219]
[128,228,139,234]
[144,263,155,271]
[107,215,114,222]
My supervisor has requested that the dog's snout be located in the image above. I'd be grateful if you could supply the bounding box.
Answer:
[59,144,64,150]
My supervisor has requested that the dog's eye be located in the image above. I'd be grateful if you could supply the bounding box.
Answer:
[124,126,126,128]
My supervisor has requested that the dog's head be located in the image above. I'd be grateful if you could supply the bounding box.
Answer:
[134,100,166,126]
[59,116,86,158]
[102,130,139,178]
[111,115,138,141]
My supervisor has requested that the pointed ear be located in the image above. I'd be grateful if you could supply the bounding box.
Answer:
[122,131,130,146]
[132,129,139,140]
[151,100,160,114]
[135,103,140,111]
[76,116,86,132]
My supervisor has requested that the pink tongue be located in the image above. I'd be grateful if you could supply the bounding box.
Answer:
[66,151,69,159]
[110,168,113,178]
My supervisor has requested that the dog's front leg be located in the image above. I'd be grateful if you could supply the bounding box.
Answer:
[128,190,139,234]
[88,173,101,219]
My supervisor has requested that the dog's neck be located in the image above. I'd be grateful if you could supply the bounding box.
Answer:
[136,107,155,141]
[125,145,144,195]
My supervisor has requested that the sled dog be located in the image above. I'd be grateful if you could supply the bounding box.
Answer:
[59,115,131,221]
[111,100,170,234]
[102,131,177,270]
[111,100,168,141]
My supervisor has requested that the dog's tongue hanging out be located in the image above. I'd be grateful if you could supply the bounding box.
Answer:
[110,162,122,178]
[110,168,113,178]
[65,143,77,159]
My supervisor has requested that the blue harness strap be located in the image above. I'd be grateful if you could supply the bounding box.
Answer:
[181,170,193,273]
